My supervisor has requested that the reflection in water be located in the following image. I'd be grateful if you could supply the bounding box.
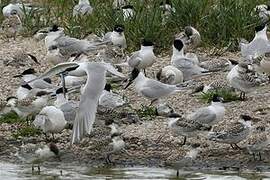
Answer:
[0,162,270,180]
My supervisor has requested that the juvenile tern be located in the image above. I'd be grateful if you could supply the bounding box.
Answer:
[156,65,183,85]
[208,115,252,149]
[227,62,261,100]
[187,94,225,126]
[2,0,23,18]
[1,10,22,40]
[33,105,67,138]
[179,26,201,49]
[171,39,208,81]
[199,58,238,72]
[125,68,188,103]
[73,0,93,17]
[25,61,125,144]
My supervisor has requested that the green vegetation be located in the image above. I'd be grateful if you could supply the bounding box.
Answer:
[12,126,42,138]
[136,104,157,120]
[0,0,268,51]
[0,111,23,124]
[198,89,241,103]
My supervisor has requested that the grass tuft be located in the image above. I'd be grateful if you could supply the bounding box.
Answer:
[136,104,157,120]
[198,89,241,103]
[12,126,42,138]
[0,111,23,124]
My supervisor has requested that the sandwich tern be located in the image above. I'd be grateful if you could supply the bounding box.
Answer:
[25,61,125,144]
[6,91,51,119]
[199,58,238,72]
[15,83,53,100]
[125,68,188,103]
[31,143,60,173]
[4,52,40,67]
[156,65,183,85]
[171,39,208,81]
[208,115,252,149]
[102,25,127,49]
[240,24,270,60]
[14,68,56,90]
[187,94,225,126]
[45,25,108,57]
[227,62,261,100]
[254,4,270,23]
[1,10,22,40]
[246,123,270,161]
[168,113,211,145]
[126,39,156,75]
[121,5,135,20]
[2,0,23,18]
[99,83,127,110]
[73,0,93,17]
[33,105,67,138]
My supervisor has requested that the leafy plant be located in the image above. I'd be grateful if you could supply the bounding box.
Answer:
[12,126,42,138]
[136,104,157,120]
[0,111,23,124]
[198,89,241,103]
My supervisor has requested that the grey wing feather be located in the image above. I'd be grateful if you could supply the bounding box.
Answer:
[241,38,270,58]
[188,107,216,124]
[102,32,112,42]
[173,57,195,69]
[128,51,142,68]
[140,80,176,99]
[60,101,78,123]
[26,62,79,84]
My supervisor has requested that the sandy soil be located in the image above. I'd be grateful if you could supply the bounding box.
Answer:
[1,36,270,171]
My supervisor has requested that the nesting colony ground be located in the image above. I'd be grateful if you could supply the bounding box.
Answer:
[1,37,270,171]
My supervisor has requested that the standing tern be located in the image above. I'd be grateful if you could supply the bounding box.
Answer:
[102,25,127,50]
[240,24,270,60]
[26,62,125,144]
[73,0,93,17]
[124,68,188,103]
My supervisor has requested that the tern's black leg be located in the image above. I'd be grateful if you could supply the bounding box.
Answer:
[259,152,262,161]
[176,170,179,177]
[253,153,256,161]
[181,136,186,146]
[233,143,241,150]
[144,69,147,77]
[230,144,236,149]
[106,154,112,164]
[60,73,66,98]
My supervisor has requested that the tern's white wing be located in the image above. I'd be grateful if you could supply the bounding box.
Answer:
[71,68,106,144]
[241,38,270,58]
[26,62,79,84]
[187,107,216,124]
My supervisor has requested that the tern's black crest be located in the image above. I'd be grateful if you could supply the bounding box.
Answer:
[229,59,239,65]
[142,39,154,46]
[22,68,36,75]
[122,5,134,9]
[21,84,32,90]
[48,45,58,51]
[114,25,124,33]
[212,94,223,102]
[174,39,184,51]
[50,25,59,32]
[184,26,193,37]
[43,78,52,84]
[36,91,49,97]
[167,113,182,118]
[6,96,17,102]
[49,143,59,156]
[240,114,252,121]
[105,119,114,126]
[255,24,265,32]
[56,87,67,94]
[104,83,112,92]
[160,0,172,6]
[191,143,201,149]
[267,5,270,11]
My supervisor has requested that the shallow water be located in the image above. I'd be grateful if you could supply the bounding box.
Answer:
[1,162,270,180]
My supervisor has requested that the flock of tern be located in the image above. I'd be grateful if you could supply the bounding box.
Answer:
[1,0,270,174]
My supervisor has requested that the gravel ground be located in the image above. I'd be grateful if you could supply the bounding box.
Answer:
[1,37,270,171]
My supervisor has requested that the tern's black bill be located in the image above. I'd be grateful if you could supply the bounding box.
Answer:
[124,80,133,89]
[13,74,22,78]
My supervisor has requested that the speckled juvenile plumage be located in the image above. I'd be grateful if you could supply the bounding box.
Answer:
[200,58,234,72]
[1,14,22,40]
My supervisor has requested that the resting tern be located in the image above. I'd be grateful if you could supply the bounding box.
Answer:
[25,61,125,144]
[187,94,225,126]
[156,65,183,85]
[240,24,270,60]
[1,10,22,40]
[33,105,67,138]
[125,68,188,103]
[45,25,108,57]
[102,25,127,49]
[171,39,208,80]
[73,0,93,17]
[14,68,56,90]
